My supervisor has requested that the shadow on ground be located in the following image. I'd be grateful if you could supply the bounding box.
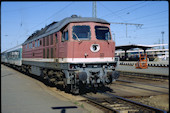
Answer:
[51,106,78,113]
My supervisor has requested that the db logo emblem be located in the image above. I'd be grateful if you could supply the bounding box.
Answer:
[90,44,100,52]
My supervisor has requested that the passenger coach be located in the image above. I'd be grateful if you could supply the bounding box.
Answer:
[1,45,22,70]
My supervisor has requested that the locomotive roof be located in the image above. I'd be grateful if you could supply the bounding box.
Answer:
[23,15,110,45]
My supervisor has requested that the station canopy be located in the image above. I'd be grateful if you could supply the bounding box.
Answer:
[115,44,153,51]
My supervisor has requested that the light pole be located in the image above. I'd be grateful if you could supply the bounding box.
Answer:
[92,1,97,18]
[161,31,165,49]
[113,33,115,42]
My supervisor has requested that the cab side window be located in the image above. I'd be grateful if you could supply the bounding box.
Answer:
[61,30,68,42]
[55,34,58,43]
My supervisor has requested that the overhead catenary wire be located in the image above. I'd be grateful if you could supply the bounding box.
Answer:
[99,1,146,18]
[121,2,150,15]
[109,2,150,19]
[126,10,168,22]
[4,2,75,50]
[3,3,48,13]
[9,9,24,46]
[98,2,127,22]
[110,22,143,38]
[2,2,168,52]
[18,2,74,42]
[29,2,74,32]
[139,17,168,24]
[141,24,167,29]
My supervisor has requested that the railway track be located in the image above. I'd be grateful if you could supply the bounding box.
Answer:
[117,79,169,90]
[82,92,167,113]
[118,71,169,81]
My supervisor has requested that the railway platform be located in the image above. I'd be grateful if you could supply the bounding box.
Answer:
[116,61,169,76]
[1,64,89,113]
[119,61,169,67]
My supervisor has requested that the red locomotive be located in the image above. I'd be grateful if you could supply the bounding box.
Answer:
[4,15,119,94]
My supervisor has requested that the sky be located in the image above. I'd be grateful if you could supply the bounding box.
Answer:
[1,1,169,52]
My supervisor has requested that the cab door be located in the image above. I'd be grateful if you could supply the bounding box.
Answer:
[58,30,69,59]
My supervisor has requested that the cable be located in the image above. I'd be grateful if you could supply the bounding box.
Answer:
[126,10,168,22]
[29,2,74,32]
[98,2,127,22]
[16,1,74,42]
[3,3,48,13]
[141,16,168,24]
[3,2,75,50]
[141,25,167,29]
[99,1,146,18]
[123,2,150,15]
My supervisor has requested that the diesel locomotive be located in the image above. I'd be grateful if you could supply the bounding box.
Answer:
[2,15,119,94]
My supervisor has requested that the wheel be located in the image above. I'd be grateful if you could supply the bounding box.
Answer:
[79,81,86,94]
[64,84,71,93]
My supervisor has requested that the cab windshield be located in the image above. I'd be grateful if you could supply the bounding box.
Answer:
[72,25,91,40]
[95,26,111,40]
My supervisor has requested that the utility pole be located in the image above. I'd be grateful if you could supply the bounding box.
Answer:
[159,38,160,49]
[92,1,97,18]
[113,33,115,41]
[110,22,143,38]
[161,31,165,49]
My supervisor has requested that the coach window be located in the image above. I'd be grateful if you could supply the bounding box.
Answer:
[50,34,53,45]
[62,30,68,42]
[72,25,91,40]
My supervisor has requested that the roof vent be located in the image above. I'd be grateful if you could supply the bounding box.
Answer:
[71,15,78,18]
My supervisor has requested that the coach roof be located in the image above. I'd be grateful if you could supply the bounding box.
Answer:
[23,15,110,44]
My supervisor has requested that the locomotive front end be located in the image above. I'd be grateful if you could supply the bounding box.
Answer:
[62,19,119,93]
[69,61,119,85]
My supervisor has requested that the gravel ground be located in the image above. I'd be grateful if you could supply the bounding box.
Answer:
[128,94,169,111]
[112,76,169,112]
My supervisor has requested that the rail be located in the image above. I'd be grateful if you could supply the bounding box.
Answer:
[82,92,167,113]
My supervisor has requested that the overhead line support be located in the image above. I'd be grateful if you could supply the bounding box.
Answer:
[110,22,143,38]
